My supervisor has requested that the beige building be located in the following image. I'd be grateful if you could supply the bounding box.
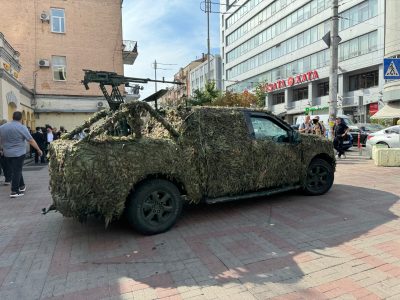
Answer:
[0,33,34,128]
[159,56,206,107]
[0,0,137,129]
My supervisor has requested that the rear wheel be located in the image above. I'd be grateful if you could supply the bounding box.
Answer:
[125,179,183,235]
[303,159,334,195]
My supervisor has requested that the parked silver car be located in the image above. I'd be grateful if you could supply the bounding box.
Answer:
[366,125,400,153]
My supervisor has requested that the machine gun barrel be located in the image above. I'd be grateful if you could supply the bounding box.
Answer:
[82,69,183,90]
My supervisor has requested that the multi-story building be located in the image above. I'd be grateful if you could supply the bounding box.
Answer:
[0,33,34,126]
[0,0,137,129]
[158,56,206,107]
[221,0,400,123]
[189,54,223,95]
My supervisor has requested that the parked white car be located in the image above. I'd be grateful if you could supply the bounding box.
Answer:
[366,125,400,153]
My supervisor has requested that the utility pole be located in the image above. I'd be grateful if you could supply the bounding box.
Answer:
[152,60,176,109]
[206,0,211,81]
[328,0,339,140]
[154,59,158,94]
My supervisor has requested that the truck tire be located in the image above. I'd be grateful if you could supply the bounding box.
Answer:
[126,179,183,235]
[303,158,334,196]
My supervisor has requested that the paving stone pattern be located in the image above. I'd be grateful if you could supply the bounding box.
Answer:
[0,157,399,300]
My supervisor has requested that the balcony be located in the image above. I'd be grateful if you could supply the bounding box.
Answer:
[122,40,138,65]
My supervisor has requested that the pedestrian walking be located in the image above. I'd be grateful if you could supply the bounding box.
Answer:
[0,119,12,185]
[333,117,350,159]
[312,116,326,136]
[32,127,46,164]
[45,126,54,158]
[0,112,43,198]
[299,115,313,134]
[52,127,60,140]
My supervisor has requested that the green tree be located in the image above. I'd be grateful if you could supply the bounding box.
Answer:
[189,81,220,106]
[212,91,257,107]
[254,82,268,107]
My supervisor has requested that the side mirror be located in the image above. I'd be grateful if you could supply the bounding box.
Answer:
[385,129,390,134]
[291,130,302,144]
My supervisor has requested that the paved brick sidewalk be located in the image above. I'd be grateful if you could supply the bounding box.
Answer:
[0,159,399,300]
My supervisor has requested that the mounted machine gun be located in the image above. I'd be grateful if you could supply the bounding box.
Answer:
[82,69,184,111]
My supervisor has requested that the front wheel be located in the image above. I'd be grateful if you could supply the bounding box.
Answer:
[125,179,183,235]
[303,159,334,195]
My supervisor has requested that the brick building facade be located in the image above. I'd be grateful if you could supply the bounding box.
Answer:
[0,0,136,129]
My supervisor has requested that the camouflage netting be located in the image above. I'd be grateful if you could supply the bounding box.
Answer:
[49,102,335,225]
[179,107,335,198]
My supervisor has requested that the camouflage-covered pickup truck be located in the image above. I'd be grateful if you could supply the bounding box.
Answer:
[48,102,335,235]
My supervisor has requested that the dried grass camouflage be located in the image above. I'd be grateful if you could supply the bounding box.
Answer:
[49,101,335,226]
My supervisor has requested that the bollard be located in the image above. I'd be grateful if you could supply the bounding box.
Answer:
[358,132,362,156]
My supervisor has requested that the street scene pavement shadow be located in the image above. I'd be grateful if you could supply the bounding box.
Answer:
[1,165,399,300]
[48,183,399,296]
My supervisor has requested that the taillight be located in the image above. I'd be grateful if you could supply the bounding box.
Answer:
[367,135,373,140]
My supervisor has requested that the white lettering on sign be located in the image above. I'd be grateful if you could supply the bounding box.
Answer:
[265,70,319,93]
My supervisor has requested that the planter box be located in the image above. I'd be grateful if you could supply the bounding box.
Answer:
[373,148,400,167]
[371,144,389,160]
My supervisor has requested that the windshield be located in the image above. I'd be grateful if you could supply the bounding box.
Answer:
[369,124,384,130]
[342,118,355,126]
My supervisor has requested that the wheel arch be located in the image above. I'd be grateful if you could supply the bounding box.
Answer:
[377,141,390,147]
[311,153,336,169]
[128,173,188,199]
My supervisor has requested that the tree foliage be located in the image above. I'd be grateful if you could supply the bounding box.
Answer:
[189,81,220,106]
[254,82,268,107]
[212,91,257,107]
[188,80,265,108]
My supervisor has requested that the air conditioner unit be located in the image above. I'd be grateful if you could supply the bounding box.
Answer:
[38,59,50,67]
[40,11,50,22]
[97,101,104,108]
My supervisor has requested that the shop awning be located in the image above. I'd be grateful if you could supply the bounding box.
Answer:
[371,102,400,119]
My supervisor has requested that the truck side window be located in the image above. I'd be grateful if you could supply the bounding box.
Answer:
[250,117,289,142]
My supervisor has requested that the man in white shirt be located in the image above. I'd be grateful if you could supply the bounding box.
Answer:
[47,127,54,143]
[0,112,43,198]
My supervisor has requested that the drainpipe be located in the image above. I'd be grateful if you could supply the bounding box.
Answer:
[32,71,38,107]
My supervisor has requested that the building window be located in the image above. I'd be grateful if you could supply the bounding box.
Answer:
[349,70,378,91]
[339,31,377,62]
[317,82,329,97]
[51,8,65,33]
[52,56,67,81]
[272,92,285,105]
[293,87,308,101]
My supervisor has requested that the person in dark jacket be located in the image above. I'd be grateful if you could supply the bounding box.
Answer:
[333,117,350,159]
[32,127,46,163]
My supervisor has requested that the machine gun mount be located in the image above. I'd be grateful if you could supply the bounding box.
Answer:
[82,70,183,111]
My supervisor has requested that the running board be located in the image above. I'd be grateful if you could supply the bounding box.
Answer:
[205,185,301,204]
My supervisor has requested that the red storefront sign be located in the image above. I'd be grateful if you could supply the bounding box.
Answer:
[265,70,319,93]
[369,102,379,115]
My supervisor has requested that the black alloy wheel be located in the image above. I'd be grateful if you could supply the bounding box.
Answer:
[126,179,183,235]
[303,158,334,195]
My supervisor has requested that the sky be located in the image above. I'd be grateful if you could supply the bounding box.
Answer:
[122,0,220,99]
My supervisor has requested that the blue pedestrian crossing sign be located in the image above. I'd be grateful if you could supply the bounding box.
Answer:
[384,58,400,80]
